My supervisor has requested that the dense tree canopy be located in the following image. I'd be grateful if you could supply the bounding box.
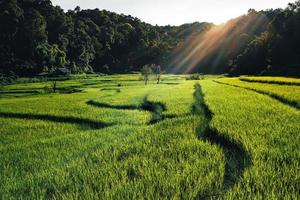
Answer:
[0,0,178,75]
[231,3,300,76]
[0,0,299,76]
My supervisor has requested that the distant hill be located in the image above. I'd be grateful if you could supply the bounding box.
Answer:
[0,0,300,76]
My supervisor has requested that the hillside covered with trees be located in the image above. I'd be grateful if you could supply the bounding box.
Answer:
[0,0,300,76]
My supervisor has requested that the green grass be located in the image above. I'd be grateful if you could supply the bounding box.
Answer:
[0,74,299,199]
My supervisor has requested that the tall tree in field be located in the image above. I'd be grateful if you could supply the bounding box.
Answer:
[141,65,152,85]
[152,64,162,84]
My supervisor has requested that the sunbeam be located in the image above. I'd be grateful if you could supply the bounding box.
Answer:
[167,11,271,73]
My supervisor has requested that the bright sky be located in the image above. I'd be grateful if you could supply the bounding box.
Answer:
[52,0,292,25]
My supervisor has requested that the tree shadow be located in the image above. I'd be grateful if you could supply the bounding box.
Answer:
[0,86,83,96]
[192,83,252,198]
[86,99,176,125]
[100,88,120,91]
[0,112,112,129]
[57,86,83,94]
[161,82,181,85]
[80,80,113,87]
[0,90,40,94]
[86,100,139,110]
[0,90,42,98]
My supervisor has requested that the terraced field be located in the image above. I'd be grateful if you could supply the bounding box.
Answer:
[239,76,300,86]
[0,75,299,199]
[215,77,300,109]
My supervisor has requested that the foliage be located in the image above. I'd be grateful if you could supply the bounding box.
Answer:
[230,1,300,75]
[1,0,300,76]
[36,43,67,72]
[0,0,184,75]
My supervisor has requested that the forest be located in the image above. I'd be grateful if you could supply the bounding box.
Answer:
[0,0,300,76]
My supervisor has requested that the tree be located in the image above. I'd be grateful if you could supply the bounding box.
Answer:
[51,79,57,93]
[0,1,184,75]
[35,43,67,73]
[141,65,152,85]
[2,0,300,76]
[67,19,95,73]
[152,64,162,84]
[0,0,23,74]
[230,1,300,75]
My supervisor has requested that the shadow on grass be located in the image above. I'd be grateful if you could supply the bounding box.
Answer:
[79,79,142,88]
[0,86,83,97]
[0,90,42,98]
[141,98,167,124]
[57,86,83,94]
[192,83,252,198]
[79,80,113,87]
[0,90,40,94]
[161,82,181,85]
[100,88,121,92]
[86,98,175,125]
[0,112,112,129]
[87,100,138,110]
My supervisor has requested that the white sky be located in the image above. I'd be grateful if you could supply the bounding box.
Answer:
[51,0,293,25]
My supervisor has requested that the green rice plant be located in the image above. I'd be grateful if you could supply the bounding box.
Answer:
[0,75,298,199]
[239,76,300,86]
[0,75,224,199]
[201,79,300,199]
[216,78,300,109]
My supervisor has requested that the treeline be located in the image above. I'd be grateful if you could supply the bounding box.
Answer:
[166,10,271,74]
[0,0,300,76]
[231,2,300,76]
[167,2,300,76]
[0,0,188,76]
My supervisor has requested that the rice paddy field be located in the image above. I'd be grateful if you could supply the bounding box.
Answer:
[0,75,299,199]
